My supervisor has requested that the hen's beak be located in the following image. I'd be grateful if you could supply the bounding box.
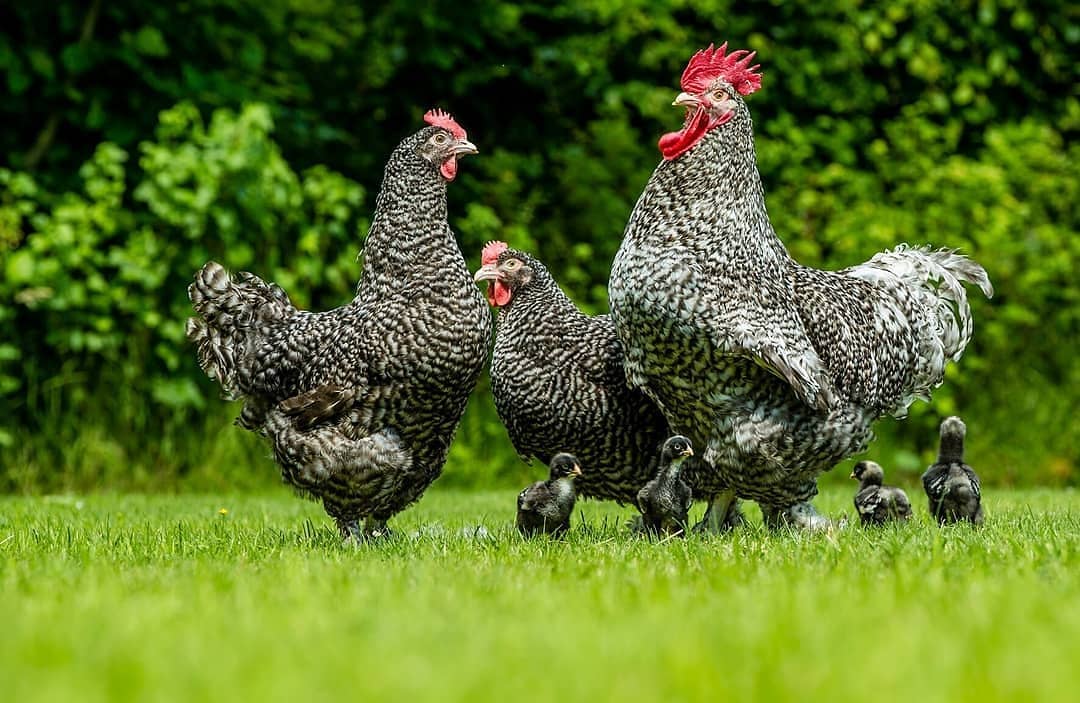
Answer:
[672,92,700,108]
[453,139,478,156]
[473,264,499,283]
[571,464,583,477]
[681,447,694,458]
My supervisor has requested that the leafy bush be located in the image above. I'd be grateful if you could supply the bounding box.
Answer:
[0,1,1076,490]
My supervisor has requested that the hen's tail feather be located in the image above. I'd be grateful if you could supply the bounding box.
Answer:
[186,261,297,399]
[850,245,992,413]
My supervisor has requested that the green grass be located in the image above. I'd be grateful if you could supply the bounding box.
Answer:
[2,487,1077,703]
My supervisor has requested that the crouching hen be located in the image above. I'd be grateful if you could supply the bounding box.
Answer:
[609,44,993,531]
[186,109,490,540]
[474,242,678,504]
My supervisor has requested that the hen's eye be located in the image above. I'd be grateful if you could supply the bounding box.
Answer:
[714,90,728,101]
[434,133,448,145]
[505,260,521,270]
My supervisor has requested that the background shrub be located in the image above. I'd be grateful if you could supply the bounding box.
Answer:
[0,0,1076,491]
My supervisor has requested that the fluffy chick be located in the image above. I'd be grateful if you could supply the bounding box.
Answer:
[517,453,582,537]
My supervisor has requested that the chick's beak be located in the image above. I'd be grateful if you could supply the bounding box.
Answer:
[571,464,583,477]
[473,264,499,283]
[672,92,700,108]
[453,139,478,156]
[681,448,694,457]
[849,471,857,479]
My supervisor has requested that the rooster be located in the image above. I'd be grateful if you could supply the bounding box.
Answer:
[186,109,490,540]
[609,44,993,530]
[474,242,678,504]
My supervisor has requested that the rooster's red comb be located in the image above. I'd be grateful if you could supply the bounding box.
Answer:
[482,241,509,265]
[424,108,467,140]
[680,42,762,96]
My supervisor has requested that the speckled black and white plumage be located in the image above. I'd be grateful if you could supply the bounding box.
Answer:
[637,436,695,537]
[516,453,582,537]
[476,246,675,504]
[609,47,993,530]
[851,460,912,525]
[923,416,984,525]
[186,121,491,539]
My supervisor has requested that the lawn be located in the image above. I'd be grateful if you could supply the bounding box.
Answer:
[2,487,1077,703]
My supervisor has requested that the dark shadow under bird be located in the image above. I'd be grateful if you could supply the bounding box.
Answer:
[637,436,695,538]
[850,460,912,525]
[516,453,582,537]
[923,416,984,525]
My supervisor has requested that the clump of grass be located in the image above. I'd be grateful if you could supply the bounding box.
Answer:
[1,488,1077,703]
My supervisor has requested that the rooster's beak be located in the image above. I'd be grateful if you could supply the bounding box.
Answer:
[473,264,499,282]
[453,139,478,156]
[672,92,700,108]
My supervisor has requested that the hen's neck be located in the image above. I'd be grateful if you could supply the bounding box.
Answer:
[357,155,461,295]
[499,273,583,328]
[630,114,787,263]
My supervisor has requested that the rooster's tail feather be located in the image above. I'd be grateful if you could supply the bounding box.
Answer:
[186,261,296,398]
[851,245,992,411]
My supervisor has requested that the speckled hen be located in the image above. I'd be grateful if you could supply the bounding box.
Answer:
[609,44,993,531]
[186,110,491,540]
[474,242,677,504]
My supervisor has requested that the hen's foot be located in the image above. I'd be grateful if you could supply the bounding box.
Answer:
[693,491,746,535]
[762,502,834,532]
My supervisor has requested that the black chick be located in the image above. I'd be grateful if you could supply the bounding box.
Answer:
[922,416,984,525]
[637,436,695,537]
[516,453,582,537]
[850,460,913,525]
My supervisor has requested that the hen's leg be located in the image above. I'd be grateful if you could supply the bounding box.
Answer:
[694,490,745,534]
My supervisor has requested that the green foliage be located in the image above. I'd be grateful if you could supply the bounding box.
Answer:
[2,489,1079,702]
[0,1,1077,490]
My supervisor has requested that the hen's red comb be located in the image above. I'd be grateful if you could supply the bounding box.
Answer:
[482,241,509,265]
[424,108,467,140]
[680,42,762,96]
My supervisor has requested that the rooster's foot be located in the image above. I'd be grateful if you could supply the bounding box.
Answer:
[763,502,834,532]
[693,491,745,535]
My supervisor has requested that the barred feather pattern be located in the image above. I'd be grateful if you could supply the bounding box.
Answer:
[488,249,674,504]
[609,96,992,512]
[186,126,491,535]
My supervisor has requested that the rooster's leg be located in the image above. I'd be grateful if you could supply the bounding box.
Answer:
[693,490,745,534]
[761,501,833,532]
